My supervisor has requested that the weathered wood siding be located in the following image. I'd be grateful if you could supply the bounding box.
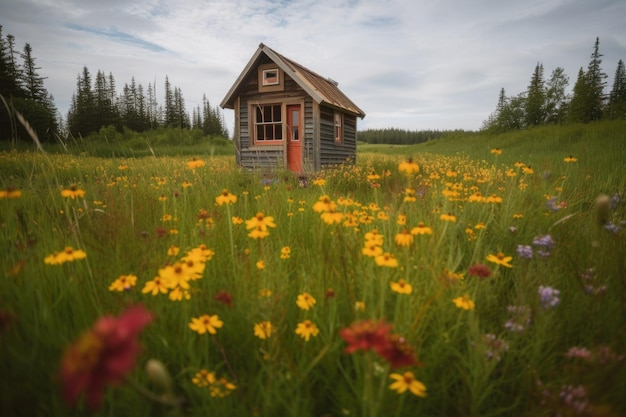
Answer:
[319,105,357,168]
[235,59,316,172]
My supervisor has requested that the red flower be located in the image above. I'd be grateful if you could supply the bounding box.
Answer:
[340,319,392,354]
[214,290,234,307]
[376,334,422,369]
[59,305,154,409]
[468,263,492,278]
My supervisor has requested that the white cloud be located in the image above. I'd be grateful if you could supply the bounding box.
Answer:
[1,0,625,132]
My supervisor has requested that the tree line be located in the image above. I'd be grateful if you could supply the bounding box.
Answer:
[0,25,229,143]
[482,37,626,132]
[0,25,59,142]
[357,128,451,145]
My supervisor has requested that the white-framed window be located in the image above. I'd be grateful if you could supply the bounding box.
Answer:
[254,103,283,142]
[334,112,343,143]
[262,69,279,86]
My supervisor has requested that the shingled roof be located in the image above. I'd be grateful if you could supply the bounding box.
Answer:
[220,43,366,118]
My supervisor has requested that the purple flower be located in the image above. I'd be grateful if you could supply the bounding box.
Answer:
[603,222,621,234]
[532,234,554,257]
[538,285,560,309]
[481,333,509,362]
[546,197,560,211]
[504,305,531,332]
[516,244,533,259]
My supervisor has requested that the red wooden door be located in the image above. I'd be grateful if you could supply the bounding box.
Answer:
[286,105,302,173]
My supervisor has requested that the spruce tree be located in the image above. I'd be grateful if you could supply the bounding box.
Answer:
[585,37,607,121]
[525,63,546,126]
[607,59,626,119]
[568,68,589,123]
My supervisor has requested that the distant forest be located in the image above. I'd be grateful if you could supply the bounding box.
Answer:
[0,24,228,143]
[481,37,626,133]
[2,26,625,145]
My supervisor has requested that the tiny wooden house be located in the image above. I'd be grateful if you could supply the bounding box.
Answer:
[220,43,366,174]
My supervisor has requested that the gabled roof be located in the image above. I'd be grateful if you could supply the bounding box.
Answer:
[220,43,365,118]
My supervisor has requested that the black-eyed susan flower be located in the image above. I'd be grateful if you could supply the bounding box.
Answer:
[354,301,366,311]
[296,293,316,310]
[486,252,513,268]
[453,294,475,310]
[362,243,383,257]
[295,320,319,341]
[564,156,578,162]
[440,213,457,223]
[159,262,192,290]
[259,288,272,298]
[375,253,399,268]
[312,178,326,186]
[186,158,205,169]
[0,186,22,199]
[245,212,276,231]
[312,195,335,213]
[364,230,384,246]
[215,189,237,205]
[231,216,244,225]
[248,226,270,239]
[390,279,413,294]
[398,158,420,174]
[389,372,427,397]
[189,314,223,335]
[256,259,265,270]
[411,222,433,235]
[44,246,87,265]
[490,148,502,155]
[142,277,168,295]
[280,246,291,259]
[108,274,137,292]
[394,229,414,247]
[61,185,85,199]
[253,321,273,340]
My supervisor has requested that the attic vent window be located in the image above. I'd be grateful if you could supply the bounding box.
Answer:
[262,69,279,86]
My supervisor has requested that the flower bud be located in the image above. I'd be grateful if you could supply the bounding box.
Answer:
[145,359,172,394]
[594,194,611,226]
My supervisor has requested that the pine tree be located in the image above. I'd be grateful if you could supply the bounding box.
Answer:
[568,68,589,123]
[607,59,626,119]
[585,37,608,121]
[525,63,546,126]
[545,67,569,124]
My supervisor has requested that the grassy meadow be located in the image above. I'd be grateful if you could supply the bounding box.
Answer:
[1,121,625,416]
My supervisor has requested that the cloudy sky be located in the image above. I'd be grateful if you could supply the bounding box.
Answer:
[2,0,625,132]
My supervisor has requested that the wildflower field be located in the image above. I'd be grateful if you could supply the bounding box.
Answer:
[1,122,625,416]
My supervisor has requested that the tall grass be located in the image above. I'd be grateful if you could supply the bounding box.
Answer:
[1,121,625,416]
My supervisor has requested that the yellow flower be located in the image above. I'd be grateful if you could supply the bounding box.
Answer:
[0,187,22,199]
[440,213,457,222]
[167,245,180,256]
[108,274,138,292]
[312,195,335,213]
[248,226,270,239]
[259,288,272,298]
[486,252,513,268]
[245,212,276,231]
[396,214,407,225]
[512,213,524,219]
[398,158,420,174]
[187,158,205,169]
[389,372,427,397]
[142,277,169,295]
[295,320,320,341]
[232,216,244,225]
[364,230,384,246]
[453,294,475,310]
[312,178,326,186]
[390,279,413,294]
[490,148,502,155]
[189,314,223,335]
[280,246,291,259]
[362,243,383,257]
[355,301,366,311]
[254,321,273,340]
[394,229,414,247]
[321,210,343,224]
[43,246,87,265]
[182,181,193,188]
[159,262,192,289]
[61,186,85,199]
[564,155,577,162]
[215,189,238,205]
[296,293,317,310]
[256,259,265,270]
[375,253,399,268]
[411,222,433,235]
[522,166,534,174]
